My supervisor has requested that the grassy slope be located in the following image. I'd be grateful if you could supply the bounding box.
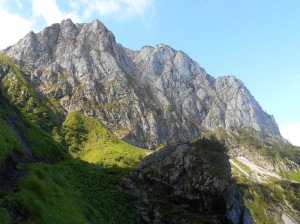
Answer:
[0,55,145,223]
[0,117,24,164]
[0,55,64,133]
[233,174,300,224]
[235,128,300,166]
[1,160,142,224]
[0,55,67,163]
[62,111,148,168]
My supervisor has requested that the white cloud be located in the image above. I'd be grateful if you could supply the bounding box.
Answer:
[0,7,31,50]
[280,122,300,146]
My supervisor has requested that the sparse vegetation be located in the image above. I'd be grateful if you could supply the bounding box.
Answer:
[232,158,253,174]
[285,171,300,183]
[232,165,300,223]
[208,127,300,223]
[57,73,71,79]
[234,128,300,165]
[104,102,128,111]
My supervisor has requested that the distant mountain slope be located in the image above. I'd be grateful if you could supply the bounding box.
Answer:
[1,19,280,148]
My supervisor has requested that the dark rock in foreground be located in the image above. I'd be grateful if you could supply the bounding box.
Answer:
[123,138,253,224]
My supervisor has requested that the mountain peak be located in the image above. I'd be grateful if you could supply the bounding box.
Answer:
[91,19,107,31]
[61,18,74,26]
[1,19,281,148]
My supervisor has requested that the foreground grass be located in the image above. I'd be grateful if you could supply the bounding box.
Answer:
[0,159,141,224]
[0,109,145,223]
[0,117,24,164]
[61,160,140,223]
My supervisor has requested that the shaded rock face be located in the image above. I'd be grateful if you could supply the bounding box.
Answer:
[1,19,280,148]
[123,139,253,224]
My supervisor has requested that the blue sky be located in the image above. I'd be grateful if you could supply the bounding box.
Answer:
[0,0,299,145]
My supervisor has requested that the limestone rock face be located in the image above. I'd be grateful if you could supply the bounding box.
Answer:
[122,139,253,223]
[202,76,279,134]
[1,19,281,148]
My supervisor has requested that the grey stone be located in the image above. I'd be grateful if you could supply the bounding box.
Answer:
[1,19,281,148]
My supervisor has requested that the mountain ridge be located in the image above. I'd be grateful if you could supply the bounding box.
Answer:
[1,18,281,149]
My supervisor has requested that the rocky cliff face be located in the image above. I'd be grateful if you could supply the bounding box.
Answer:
[1,19,280,148]
[123,139,253,224]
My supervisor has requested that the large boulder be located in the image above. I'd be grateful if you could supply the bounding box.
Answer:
[123,138,253,223]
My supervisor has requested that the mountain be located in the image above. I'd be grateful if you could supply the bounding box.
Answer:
[1,18,280,149]
[0,19,299,224]
[0,54,253,223]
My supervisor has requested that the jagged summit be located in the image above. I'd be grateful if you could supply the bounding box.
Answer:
[1,19,280,148]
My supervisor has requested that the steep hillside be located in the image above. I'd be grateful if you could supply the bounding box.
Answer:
[1,19,280,148]
[0,56,147,223]
[0,55,67,163]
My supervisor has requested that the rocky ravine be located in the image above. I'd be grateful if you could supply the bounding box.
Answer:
[1,19,280,148]
[123,139,253,224]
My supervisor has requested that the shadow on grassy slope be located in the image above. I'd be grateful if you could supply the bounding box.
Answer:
[0,104,143,223]
[0,56,143,223]
[0,159,141,224]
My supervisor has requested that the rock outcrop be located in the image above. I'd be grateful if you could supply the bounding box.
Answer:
[123,139,253,223]
[1,19,280,148]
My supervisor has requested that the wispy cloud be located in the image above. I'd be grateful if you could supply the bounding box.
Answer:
[281,122,300,146]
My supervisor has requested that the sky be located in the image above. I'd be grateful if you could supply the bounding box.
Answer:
[0,0,299,146]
